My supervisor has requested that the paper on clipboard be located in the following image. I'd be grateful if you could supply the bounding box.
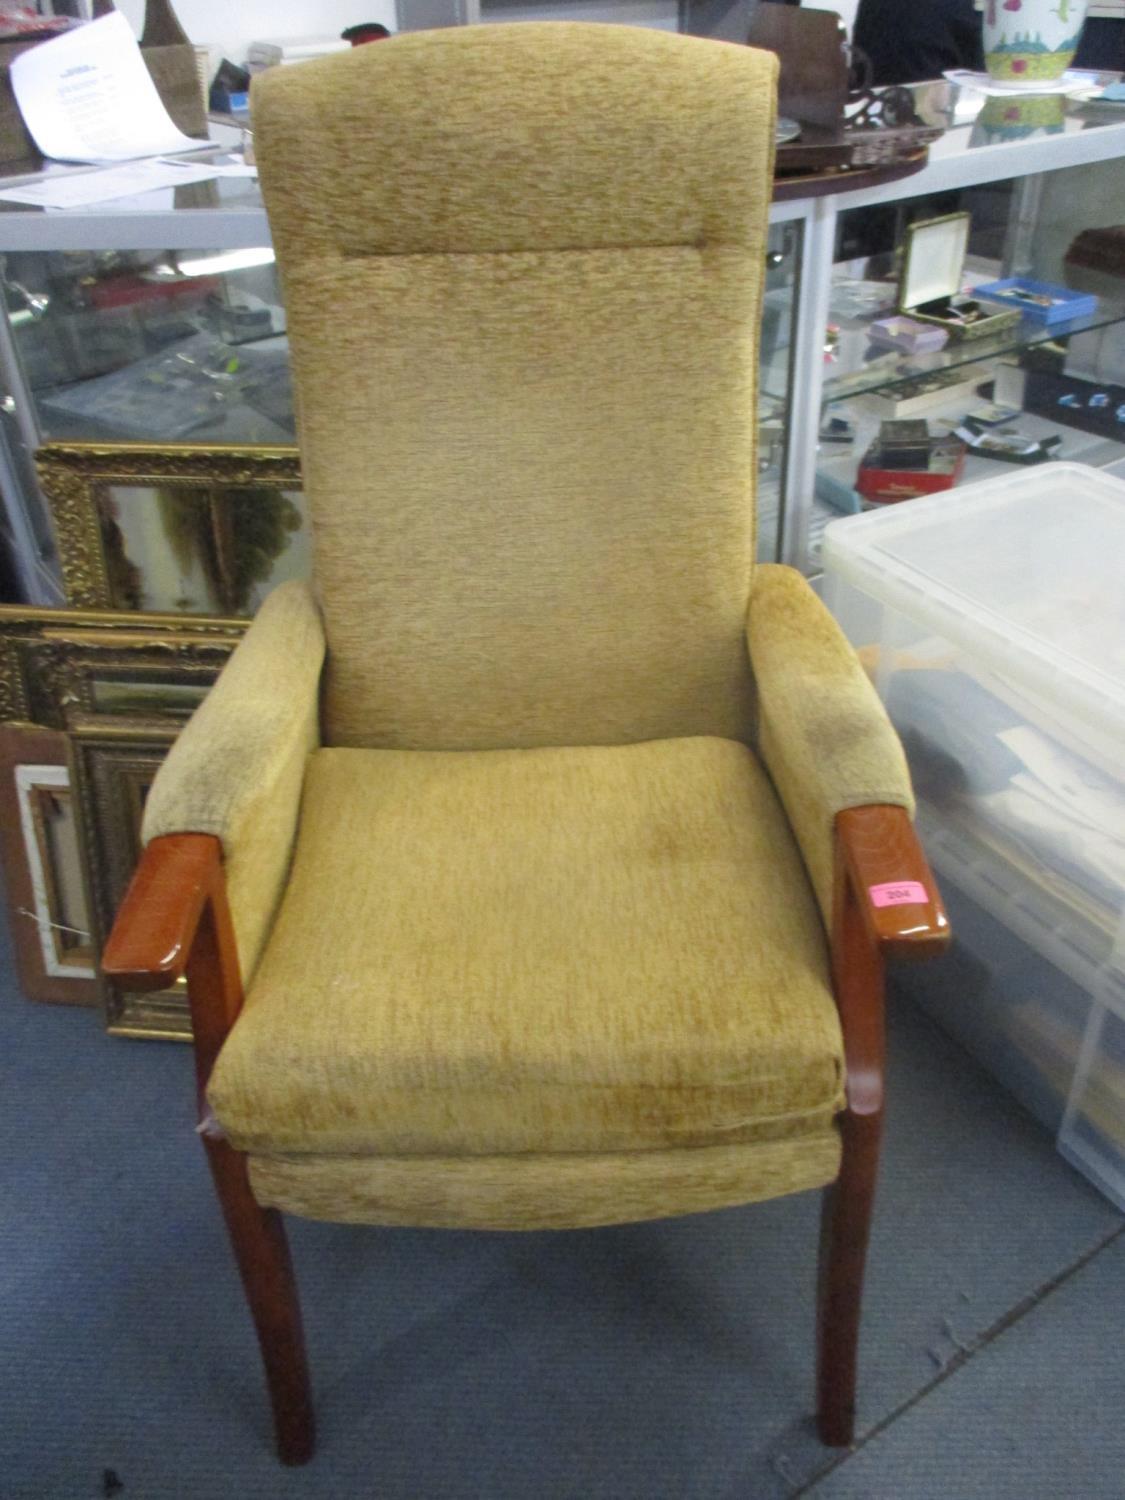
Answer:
[9,12,205,164]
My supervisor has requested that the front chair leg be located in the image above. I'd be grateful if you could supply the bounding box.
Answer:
[816,1108,882,1447]
[101,835,317,1466]
[817,805,950,1447]
[202,1137,315,1466]
[187,863,315,1465]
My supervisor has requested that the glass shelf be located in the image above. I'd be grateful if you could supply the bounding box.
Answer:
[822,295,1125,406]
[762,285,1125,407]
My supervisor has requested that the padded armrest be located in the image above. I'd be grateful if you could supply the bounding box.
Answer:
[141,581,325,981]
[747,565,914,927]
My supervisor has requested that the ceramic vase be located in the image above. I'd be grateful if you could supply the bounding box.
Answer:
[982,0,1088,84]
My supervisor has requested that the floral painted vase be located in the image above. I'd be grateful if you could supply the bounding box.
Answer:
[982,0,1088,83]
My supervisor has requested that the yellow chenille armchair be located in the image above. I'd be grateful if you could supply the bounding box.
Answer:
[103,23,948,1466]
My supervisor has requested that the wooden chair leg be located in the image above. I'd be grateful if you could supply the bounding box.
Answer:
[816,1108,882,1447]
[202,1135,315,1466]
[102,836,316,1464]
[817,806,949,1445]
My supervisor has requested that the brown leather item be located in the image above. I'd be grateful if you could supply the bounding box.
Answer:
[746,5,849,131]
[95,0,208,140]
[0,41,46,170]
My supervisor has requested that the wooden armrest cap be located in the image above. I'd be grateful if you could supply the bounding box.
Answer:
[101,833,223,991]
[836,805,950,960]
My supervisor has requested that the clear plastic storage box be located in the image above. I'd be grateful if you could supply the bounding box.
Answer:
[821,464,1125,1210]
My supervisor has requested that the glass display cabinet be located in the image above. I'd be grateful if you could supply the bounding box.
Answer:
[0,83,1124,601]
[757,216,802,562]
[780,79,1125,574]
[0,150,290,604]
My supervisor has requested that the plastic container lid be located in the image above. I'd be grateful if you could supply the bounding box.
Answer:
[822,463,1125,744]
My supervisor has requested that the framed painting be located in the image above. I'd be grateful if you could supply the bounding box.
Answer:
[68,715,189,1038]
[0,724,98,1006]
[0,604,245,728]
[35,442,307,618]
[0,608,245,1024]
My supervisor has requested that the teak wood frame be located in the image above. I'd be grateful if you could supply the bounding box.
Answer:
[102,803,948,1464]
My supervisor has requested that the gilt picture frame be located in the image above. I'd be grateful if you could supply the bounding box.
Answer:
[0,604,246,728]
[68,715,190,1039]
[0,607,246,1025]
[36,442,306,618]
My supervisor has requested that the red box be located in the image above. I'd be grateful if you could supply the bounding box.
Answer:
[856,439,966,506]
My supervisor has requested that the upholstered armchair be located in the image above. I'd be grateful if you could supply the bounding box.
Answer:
[103,24,948,1467]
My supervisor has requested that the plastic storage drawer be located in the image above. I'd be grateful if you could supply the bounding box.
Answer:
[906,812,1125,1208]
[821,464,1125,1209]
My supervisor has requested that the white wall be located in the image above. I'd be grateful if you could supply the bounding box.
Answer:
[483,0,679,30]
[115,1,397,65]
[114,0,859,64]
[828,0,859,37]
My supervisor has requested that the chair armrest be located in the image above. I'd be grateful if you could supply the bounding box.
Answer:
[747,564,914,927]
[831,805,949,1118]
[102,833,222,991]
[836,805,948,961]
[103,832,245,1107]
[140,581,325,981]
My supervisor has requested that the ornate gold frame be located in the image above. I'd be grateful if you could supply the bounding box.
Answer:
[35,442,302,613]
[0,608,247,1029]
[35,630,228,723]
[0,604,246,727]
[68,715,190,1038]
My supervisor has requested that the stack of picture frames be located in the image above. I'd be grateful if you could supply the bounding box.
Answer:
[0,442,305,1039]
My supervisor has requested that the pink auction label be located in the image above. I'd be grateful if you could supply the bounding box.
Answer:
[869,881,928,908]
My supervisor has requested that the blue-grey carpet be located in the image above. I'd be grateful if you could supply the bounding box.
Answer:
[806,1231,1125,1500]
[1,928,1122,1499]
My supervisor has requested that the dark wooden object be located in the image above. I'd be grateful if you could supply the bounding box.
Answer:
[818,804,949,1445]
[0,36,47,171]
[748,5,937,194]
[771,148,928,202]
[747,5,849,130]
[102,833,314,1466]
[102,804,947,1462]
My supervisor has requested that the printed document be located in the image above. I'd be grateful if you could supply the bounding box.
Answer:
[9,12,205,163]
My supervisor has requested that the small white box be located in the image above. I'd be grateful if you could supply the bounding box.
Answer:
[247,38,350,69]
[822,464,1125,1208]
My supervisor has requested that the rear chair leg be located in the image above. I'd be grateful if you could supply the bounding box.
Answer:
[202,1136,315,1466]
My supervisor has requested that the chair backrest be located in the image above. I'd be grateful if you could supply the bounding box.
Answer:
[253,24,777,750]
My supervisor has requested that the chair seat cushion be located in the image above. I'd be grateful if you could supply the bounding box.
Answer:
[208,737,845,1156]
